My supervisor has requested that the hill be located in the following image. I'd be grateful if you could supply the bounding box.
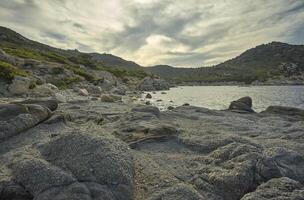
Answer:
[146,42,304,84]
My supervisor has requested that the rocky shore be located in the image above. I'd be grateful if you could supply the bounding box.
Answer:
[1,85,304,200]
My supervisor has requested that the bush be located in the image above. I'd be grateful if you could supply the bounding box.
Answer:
[0,61,28,82]
[52,76,82,89]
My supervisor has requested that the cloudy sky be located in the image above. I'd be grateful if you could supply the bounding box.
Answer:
[0,0,304,67]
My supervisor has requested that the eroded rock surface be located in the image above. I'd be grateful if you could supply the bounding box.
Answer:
[1,96,304,200]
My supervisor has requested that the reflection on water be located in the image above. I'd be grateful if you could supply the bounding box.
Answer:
[142,85,304,112]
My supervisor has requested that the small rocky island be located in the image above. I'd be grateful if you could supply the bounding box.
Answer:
[1,26,304,200]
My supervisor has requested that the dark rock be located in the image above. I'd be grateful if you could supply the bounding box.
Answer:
[12,99,58,111]
[146,93,152,99]
[168,106,174,110]
[183,103,190,106]
[229,96,254,113]
[262,106,304,118]
[131,105,160,117]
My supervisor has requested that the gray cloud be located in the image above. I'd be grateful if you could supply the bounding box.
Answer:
[0,0,303,67]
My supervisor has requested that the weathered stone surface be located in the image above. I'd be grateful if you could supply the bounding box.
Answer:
[262,106,304,118]
[1,92,304,200]
[8,76,32,96]
[131,105,160,117]
[0,103,51,142]
[100,94,122,102]
[241,177,304,200]
[229,96,255,113]
[138,77,170,91]
[74,88,89,96]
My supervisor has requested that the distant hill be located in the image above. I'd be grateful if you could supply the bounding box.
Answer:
[0,26,143,71]
[146,42,304,84]
[0,26,148,88]
[89,53,142,70]
[1,26,304,85]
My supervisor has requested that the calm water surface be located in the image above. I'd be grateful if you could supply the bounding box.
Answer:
[143,86,304,112]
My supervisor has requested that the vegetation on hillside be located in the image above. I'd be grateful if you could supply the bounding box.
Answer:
[0,61,28,82]
[146,42,304,84]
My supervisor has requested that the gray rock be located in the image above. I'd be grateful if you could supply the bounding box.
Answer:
[86,85,102,96]
[262,106,304,118]
[100,94,122,102]
[131,105,160,117]
[138,77,170,91]
[74,88,89,96]
[229,96,255,113]
[0,104,51,142]
[8,76,32,96]
[13,99,58,111]
[241,177,304,200]
[111,86,126,95]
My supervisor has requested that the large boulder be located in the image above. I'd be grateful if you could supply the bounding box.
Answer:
[138,77,170,91]
[30,83,59,97]
[241,177,304,200]
[228,96,255,113]
[8,76,32,96]
[262,106,304,118]
[0,103,52,142]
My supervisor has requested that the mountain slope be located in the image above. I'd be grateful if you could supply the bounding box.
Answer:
[0,26,143,71]
[146,42,304,83]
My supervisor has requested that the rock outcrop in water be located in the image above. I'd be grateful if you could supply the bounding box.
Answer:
[1,94,304,199]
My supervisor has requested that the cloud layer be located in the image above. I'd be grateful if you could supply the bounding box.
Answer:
[1,0,304,67]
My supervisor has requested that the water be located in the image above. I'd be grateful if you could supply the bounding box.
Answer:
[142,85,304,112]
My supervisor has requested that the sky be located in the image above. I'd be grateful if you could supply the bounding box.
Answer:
[0,0,304,67]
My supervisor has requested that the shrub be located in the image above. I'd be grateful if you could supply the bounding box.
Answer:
[0,61,28,82]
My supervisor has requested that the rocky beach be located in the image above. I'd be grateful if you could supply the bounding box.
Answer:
[0,25,304,200]
[1,76,304,200]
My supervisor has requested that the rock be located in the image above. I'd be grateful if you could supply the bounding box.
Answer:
[145,101,151,105]
[131,105,160,117]
[241,177,304,200]
[31,83,59,97]
[262,106,304,118]
[229,96,254,113]
[74,88,89,96]
[156,99,162,102]
[0,103,52,141]
[111,86,126,95]
[100,94,122,103]
[161,92,167,94]
[38,133,134,199]
[13,99,58,111]
[183,103,190,106]
[147,184,206,200]
[86,85,102,96]
[138,77,170,91]
[168,106,174,110]
[146,93,152,99]
[8,76,32,96]
[53,93,66,103]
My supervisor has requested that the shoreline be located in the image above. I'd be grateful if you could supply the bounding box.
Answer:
[1,90,304,199]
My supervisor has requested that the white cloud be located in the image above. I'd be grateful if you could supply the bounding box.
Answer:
[0,0,303,67]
